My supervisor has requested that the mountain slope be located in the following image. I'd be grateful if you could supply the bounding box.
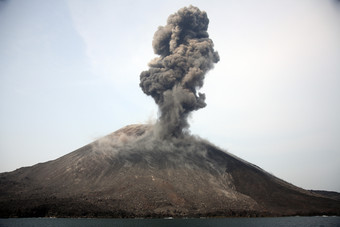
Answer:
[0,124,339,218]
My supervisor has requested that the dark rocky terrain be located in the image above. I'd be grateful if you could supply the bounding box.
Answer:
[0,124,339,218]
[310,190,340,201]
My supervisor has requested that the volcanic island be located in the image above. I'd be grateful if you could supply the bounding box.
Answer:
[1,6,339,218]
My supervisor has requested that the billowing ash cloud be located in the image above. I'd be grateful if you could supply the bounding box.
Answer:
[140,5,219,139]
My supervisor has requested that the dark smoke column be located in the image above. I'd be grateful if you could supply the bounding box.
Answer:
[140,5,219,139]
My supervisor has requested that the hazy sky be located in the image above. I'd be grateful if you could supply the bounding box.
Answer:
[1,0,339,192]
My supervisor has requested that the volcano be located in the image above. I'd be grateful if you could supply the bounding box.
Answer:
[1,5,339,218]
[0,124,339,218]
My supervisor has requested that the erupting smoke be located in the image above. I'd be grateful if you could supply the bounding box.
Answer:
[140,5,219,139]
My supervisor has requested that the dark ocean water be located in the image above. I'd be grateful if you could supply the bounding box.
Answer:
[0,216,339,227]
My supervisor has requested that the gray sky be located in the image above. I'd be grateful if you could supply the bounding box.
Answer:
[1,0,339,192]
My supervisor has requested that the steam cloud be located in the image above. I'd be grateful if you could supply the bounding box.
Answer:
[140,5,219,139]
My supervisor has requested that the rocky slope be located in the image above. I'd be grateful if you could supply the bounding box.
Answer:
[0,124,339,218]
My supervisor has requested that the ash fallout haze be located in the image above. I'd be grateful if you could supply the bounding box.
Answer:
[0,0,340,193]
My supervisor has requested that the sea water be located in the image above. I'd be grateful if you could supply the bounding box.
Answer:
[0,216,339,227]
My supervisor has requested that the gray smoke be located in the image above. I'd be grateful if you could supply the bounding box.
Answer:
[140,6,219,139]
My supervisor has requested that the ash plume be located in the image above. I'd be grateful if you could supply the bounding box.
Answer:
[140,5,219,139]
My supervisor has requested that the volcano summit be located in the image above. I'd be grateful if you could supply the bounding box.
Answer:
[0,6,339,218]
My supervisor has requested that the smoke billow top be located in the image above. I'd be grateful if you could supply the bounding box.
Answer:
[140,5,219,139]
